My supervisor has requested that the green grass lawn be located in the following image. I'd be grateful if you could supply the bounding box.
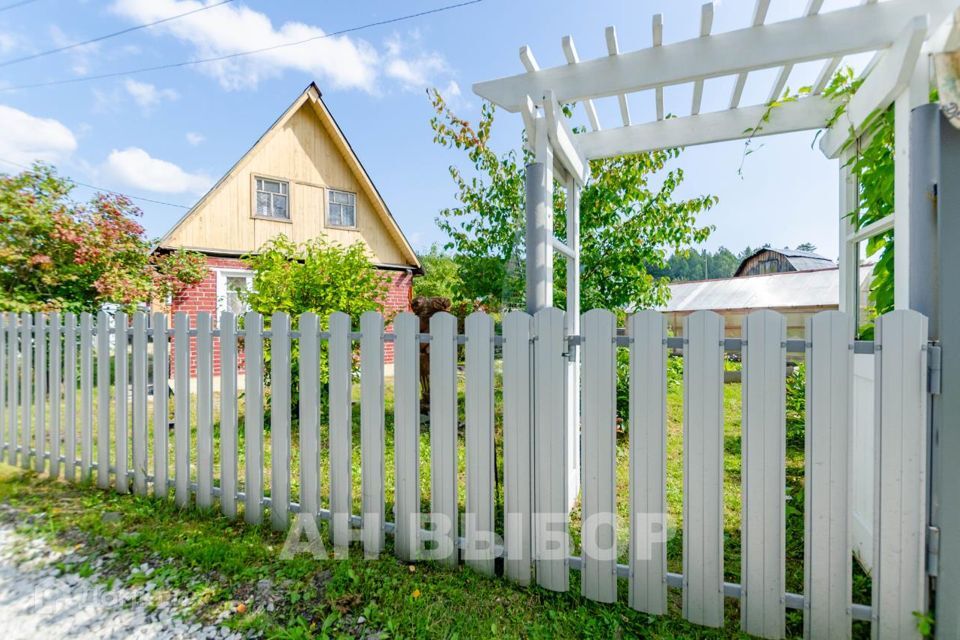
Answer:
[2,365,874,638]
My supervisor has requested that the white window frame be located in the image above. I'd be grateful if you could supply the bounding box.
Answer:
[253,175,291,221]
[215,268,254,322]
[326,188,358,229]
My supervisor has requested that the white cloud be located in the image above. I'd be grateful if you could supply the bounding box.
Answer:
[383,32,452,92]
[0,105,77,166]
[185,131,205,146]
[110,0,380,91]
[103,147,211,194]
[124,79,178,110]
[49,25,100,76]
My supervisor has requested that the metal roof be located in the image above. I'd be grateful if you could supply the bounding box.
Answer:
[660,266,874,313]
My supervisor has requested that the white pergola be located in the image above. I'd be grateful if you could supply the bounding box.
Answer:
[473,0,959,504]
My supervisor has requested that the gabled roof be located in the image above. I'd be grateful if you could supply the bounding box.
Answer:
[733,247,835,277]
[158,82,421,270]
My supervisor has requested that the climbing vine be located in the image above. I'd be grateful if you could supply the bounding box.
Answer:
[742,67,906,335]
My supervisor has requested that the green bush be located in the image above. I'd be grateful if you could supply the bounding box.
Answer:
[615,351,683,424]
[785,362,806,448]
[241,236,388,424]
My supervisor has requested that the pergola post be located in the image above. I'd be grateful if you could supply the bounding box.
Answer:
[524,161,552,314]
[838,146,860,337]
[565,177,581,506]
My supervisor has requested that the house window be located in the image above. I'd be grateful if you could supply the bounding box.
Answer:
[216,269,253,320]
[327,189,357,228]
[255,177,289,219]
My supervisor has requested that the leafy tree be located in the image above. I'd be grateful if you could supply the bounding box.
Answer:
[649,246,742,282]
[429,90,717,311]
[413,244,463,301]
[0,163,206,312]
[794,242,818,253]
[241,236,388,421]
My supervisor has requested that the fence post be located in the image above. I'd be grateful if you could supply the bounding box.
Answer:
[328,311,352,549]
[96,310,110,488]
[174,312,190,507]
[115,311,128,494]
[49,313,61,479]
[244,311,264,525]
[34,312,45,474]
[131,312,148,495]
[628,310,668,615]
[502,311,533,586]
[196,313,213,510]
[465,311,495,576]
[297,312,320,520]
[6,314,17,467]
[79,313,93,482]
[360,311,385,556]
[64,314,76,481]
[393,312,420,563]
[220,311,238,519]
[430,312,459,568]
[20,312,32,471]
[151,312,169,500]
[873,310,929,639]
[682,310,725,628]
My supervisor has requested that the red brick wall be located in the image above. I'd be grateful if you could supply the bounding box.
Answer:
[169,259,414,377]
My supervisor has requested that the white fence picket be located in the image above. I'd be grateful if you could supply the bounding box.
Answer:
[21,312,32,471]
[682,310,725,628]
[270,312,291,530]
[628,311,668,614]
[132,312,148,495]
[360,311,385,556]
[49,313,61,479]
[115,311,128,494]
[0,315,6,463]
[298,313,320,519]
[64,314,77,480]
[196,313,214,509]
[393,312,420,562]
[152,312,169,500]
[873,310,929,640]
[502,311,533,586]
[430,311,459,568]
[580,308,617,603]
[328,311,352,548]
[96,310,110,487]
[174,312,190,507]
[465,311,495,576]
[6,314,16,467]
[34,313,46,474]
[80,313,93,482]
[533,307,568,592]
[244,312,264,525]
[220,312,238,519]
[741,310,787,639]
[804,311,853,639]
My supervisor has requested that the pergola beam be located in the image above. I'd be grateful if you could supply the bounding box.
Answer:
[577,96,835,160]
[542,90,590,184]
[820,16,929,159]
[473,0,951,112]
[561,35,601,131]
[652,14,664,120]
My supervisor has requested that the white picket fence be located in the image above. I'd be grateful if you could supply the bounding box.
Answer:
[0,307,932,639]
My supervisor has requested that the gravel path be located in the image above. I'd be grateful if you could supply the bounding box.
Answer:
[0,524,244,640]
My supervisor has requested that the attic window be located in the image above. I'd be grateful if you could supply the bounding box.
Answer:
[327,189,356,228]
[255,177,289,220]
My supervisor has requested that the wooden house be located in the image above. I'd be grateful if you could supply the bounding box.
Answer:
[156,82,422,374]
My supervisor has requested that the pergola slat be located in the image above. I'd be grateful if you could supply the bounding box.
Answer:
[729,0,770,109]
[691,3,714,117]
[604,26,631,127]
[767,0,825,105]
[473,0,947,113]
[562,35,601,131]
[652,13,663,120]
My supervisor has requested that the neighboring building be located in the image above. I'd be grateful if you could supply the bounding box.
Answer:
[156,83,422,374]
[662,251,873,338]
[734,247,835,277]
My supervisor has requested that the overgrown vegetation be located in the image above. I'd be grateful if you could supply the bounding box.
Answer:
[0,163,206,312]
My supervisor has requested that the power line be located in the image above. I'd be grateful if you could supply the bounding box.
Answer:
[0,0,484,92]
[0,157,191,208]
[0,0,237,68]
[0,0,41,13]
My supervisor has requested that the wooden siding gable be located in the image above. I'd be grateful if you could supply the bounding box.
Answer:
[158,83,420,270]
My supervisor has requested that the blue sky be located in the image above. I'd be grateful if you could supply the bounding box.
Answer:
[0,0,866,261]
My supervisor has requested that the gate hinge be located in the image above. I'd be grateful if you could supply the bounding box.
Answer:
[928,525,941,577]
[929,344,942,395]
